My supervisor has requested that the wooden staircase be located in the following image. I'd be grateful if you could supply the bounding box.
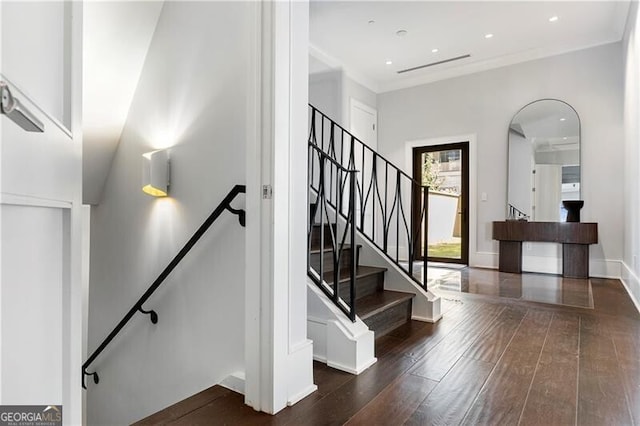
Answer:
[309,223,415,338]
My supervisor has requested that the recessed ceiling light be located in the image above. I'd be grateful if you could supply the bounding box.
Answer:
[549,16,559,22]
[385,60,393,65]
[396,30,408,37]
[485,33,494,39]
[368,20,375,25]
[432,48,439,53]
[560,117,566,121]
[563,137,568,140]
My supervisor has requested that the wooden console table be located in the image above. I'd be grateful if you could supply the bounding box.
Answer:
[492,221,598,279]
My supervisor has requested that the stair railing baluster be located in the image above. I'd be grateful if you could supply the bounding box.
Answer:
[349,169,357,321]
[409,183,415,277]
[308,104,430,296]
[333,160,340,303]
[359,143,365,232]
[308,142,359,320]
[423,186,429,288]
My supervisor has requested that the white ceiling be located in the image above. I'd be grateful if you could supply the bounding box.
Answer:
[310,1,630,93]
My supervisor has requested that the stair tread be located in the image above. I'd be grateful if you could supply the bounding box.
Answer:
[321,265,387,284]
[309,243,361,255]
[357,290,415,320]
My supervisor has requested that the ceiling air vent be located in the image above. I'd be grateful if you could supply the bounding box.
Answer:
[397,54,471,74]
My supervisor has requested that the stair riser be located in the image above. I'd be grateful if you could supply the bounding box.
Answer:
[310,246,360,273]
[337,272,384,303]
[362,299,413,339]
[310,223,341,250]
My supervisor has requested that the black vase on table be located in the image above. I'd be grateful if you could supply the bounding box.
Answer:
[563,200,584,222]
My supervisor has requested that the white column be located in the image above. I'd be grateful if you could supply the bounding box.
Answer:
[245,0,316,414]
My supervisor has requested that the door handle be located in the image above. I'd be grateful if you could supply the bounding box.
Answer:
[1,81,44,132]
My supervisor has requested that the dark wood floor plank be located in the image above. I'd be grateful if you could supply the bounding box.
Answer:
[409,304,504,381]
[283,351,417,425]
[269,362,354,426]
[611,330,640,425]
[462,305,527,363]
[344,374,437,425]
[133,269,640,426]
[518,313,579,426]
[461,309,553,425]
[405,356,494,426]
[590,278,640,320]
[578,315,633,425]
[167,390,273,426]
[133,385,231,425]
[281,303,485,425]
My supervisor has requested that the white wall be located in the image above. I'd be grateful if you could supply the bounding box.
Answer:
[309,70,342,124]
[82,1,163,205]
[308,58,377,128]
[86,3,251,424]
[622,2,640,310]
[378,43,624,277]
[1,2,83,424]
[341,72,377,128]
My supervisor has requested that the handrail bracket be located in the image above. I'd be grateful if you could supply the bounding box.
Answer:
[82,370,99,390]
[225,205,246,227]
[138,306,159,324]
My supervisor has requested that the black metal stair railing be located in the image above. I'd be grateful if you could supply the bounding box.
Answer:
[508,203,530,221]
[308,143,359,321]
[82,184,246,389]
[309,105,429,290]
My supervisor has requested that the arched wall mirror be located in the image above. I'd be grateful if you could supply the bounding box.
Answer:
[507,99,580,221]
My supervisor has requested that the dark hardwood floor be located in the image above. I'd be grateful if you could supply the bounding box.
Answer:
[135,270,640,426]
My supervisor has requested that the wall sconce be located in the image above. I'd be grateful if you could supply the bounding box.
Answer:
[142,149,170,197]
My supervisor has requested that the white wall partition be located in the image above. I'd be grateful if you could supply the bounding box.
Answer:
[245,0,316,414]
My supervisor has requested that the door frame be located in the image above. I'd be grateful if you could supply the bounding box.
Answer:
[412,141,470,264]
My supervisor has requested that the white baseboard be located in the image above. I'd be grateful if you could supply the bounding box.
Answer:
[327,357,377,375]
[470,252,621,279]
[284,338,317,407]
[220,372,245,395]
[471,252,498,269]
[412,314,443,323]
[312,354,328,363]
[590,259,622,279]
[621,261,640,315]
[287,383,318,407]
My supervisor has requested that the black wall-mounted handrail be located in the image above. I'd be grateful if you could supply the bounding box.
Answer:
[82,184,246,389]
[308,105,429,291]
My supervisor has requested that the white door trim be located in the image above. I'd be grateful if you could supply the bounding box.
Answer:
[349,97,377,148]
[0,192,73,209]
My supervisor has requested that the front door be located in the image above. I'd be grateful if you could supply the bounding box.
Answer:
[412,142,469,264]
